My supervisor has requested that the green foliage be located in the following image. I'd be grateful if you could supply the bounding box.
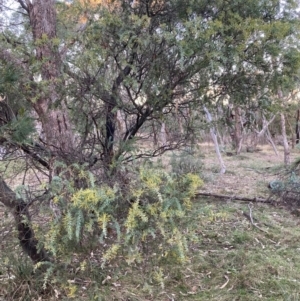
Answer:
[269,161,300,202]
[8,116,35,143]
[5,196,300,300]
[1,0,300,299]
[42,166,203,269]
[0,64,19,92]
[1,0,299,164]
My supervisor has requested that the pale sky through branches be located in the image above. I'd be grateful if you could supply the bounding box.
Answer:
[0,0,21,30]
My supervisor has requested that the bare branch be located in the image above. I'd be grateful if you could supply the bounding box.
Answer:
[16,0,29,12]
[0,136,50,170]
[20,144,50,170]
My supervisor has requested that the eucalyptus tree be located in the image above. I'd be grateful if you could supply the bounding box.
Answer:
[188,0,300,153]
[0,0,299,263]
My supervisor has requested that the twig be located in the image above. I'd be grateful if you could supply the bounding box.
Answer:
[255,237,265,249]
[246,203,268,233]
[220,275,229,289]
[248,203,254,224]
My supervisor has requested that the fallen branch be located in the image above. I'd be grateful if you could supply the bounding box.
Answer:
[196,192,272,203]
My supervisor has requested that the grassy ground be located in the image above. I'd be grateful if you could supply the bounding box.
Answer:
[199,143,296,198]
[112,144,300,301]
[1,144,300,300]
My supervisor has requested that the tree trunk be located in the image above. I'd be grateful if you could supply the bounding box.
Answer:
[280,113,291,166]
[175,99,184,134]
[152,121,158,147]
[252,114,276,149]
[160,122,167,146]
[234,106,243,154]
[216,126,225,150]
[0,178,49,263]
[266,127,279,156]
[285,114,295,149]
[0,0,74,263]
[203,106,226,174]
[116,110,126,139]
[27,0,74,156]
[296,109,300,144]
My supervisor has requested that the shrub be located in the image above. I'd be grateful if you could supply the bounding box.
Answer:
[170,147,203,176]
[40,164,203,275]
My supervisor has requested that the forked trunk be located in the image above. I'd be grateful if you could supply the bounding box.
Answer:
[266,127,279,156]
[203,106,226,174]
[252,114,276,150]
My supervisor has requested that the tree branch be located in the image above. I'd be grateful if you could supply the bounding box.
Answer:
[0,136,50,170]
[0,177,50,263]
[20,143,50,170]
[16,0,29,13]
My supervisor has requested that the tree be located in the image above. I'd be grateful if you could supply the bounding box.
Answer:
[0,0,73,262]
[194,0,300,153]
[0,0,299,266]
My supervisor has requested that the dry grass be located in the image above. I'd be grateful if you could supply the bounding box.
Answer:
[198,143,298,198]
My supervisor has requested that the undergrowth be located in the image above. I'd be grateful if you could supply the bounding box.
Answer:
[2,145,300,300]
[2,197,300,300]
[1,163,204,300]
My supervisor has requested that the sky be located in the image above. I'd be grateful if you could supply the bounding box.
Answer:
[0,0,21,30]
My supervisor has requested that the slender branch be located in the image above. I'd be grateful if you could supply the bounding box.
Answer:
[0,136,50,170]
[123,107,152,141]
[20,144,50,169]
[16,0,29,12]
[122,139,186,163]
